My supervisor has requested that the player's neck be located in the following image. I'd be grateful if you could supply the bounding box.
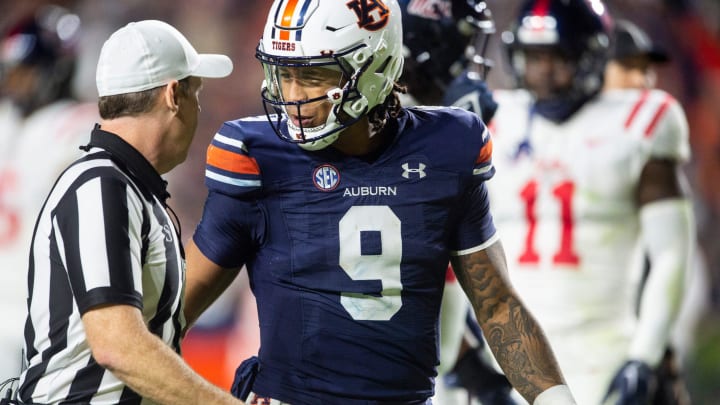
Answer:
[330,118,383,157]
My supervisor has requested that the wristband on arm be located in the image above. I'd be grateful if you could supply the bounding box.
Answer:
[533,385,576,405]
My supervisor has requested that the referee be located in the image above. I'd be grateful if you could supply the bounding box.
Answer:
[16,21,242,405]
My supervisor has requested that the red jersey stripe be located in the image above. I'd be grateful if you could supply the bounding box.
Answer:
[644,94,674,138]
[445,265,456,282]
[624,90,650,129]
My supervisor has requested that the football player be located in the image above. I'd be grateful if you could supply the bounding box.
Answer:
[488,0,695,404]
[0,5,97,382]
[603,19,699,405]
[183,0,576,404]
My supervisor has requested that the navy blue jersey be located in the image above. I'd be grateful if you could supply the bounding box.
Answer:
[194,106,496,404]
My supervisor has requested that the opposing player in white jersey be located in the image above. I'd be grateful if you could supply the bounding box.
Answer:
[603,19,703,404]
[0,6,97,382]
[488,0,695,404]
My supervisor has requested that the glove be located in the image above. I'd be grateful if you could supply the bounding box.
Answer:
[442,70,498,123]
[443,345,516,405]
[603,360,657,405]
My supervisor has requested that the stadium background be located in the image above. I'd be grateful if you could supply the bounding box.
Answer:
[1,0,718,402]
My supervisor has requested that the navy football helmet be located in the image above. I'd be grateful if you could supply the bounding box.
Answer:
[0,5,81,116]
[399,0,495,105]
[502,0,612,120]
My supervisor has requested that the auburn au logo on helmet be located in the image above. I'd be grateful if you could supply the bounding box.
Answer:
[346,0,390,31]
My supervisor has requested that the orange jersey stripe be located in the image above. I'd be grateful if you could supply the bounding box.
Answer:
[476,138,493,165]
[207,145,260,175]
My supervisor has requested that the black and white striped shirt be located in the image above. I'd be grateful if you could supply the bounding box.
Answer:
[19,127,186,404]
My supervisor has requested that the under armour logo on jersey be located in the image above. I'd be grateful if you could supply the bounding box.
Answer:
[346,0,390,31]
[402,163,426,179]
[162,224,174,243]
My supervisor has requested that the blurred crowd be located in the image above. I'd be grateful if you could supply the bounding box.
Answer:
[1,0,718,402]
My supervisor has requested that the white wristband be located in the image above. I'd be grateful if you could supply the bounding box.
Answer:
[533,385,576,405]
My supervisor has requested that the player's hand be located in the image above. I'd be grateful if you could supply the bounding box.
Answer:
[443,345,516,405]
[442,70,498,123]
[603,360,656,405]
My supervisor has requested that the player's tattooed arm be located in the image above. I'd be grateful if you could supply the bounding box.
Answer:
[450,240,566,403]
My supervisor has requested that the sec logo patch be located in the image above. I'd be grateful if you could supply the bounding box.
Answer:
[313,164,340,191]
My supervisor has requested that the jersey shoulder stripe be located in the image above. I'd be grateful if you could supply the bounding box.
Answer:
[618,89,689,162]
[643,93,674,138]
[205,124,263,197]
[473,126,494,179]
[622,89,680,136]
[624,90,651,129]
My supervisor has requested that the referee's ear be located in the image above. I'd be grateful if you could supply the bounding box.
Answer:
[162,80,181,114]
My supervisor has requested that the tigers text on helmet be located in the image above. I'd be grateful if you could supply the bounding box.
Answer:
[399,0,495,105]
[0,5,81,117]
[502,0,612,120]
[256,0,404,151]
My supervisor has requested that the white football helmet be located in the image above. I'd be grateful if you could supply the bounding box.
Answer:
[256,0,404,150]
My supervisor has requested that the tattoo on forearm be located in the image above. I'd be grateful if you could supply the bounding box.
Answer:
[451,247,565,402]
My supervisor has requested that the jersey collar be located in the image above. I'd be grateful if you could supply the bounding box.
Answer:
[81,124,170,205]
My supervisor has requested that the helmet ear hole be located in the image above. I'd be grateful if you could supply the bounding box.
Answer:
[375,56,391,74]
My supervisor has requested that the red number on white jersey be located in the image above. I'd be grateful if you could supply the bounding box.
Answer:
[518,179,579,267]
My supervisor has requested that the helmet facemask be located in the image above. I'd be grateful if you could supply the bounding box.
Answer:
[258,45,370,150]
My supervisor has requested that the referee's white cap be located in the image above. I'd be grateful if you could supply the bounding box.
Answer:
[96,19,233,97]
